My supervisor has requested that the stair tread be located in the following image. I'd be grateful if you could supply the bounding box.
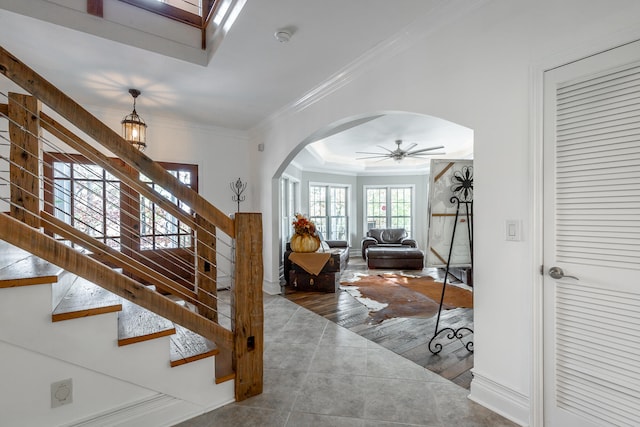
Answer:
[0,254,62,288]
[52,277,122,321]
[118,298,176,346]
[169,324,219,367]
[0,242,33,269]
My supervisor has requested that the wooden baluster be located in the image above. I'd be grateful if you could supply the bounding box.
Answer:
[8,93,41,228]
[232,212,263,401]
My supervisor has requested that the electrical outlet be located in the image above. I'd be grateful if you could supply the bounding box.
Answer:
[51,378,73,408]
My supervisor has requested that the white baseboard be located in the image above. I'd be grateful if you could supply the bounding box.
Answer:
[263,279,282,295]
[469,370,530,427]
[66,393,231,427]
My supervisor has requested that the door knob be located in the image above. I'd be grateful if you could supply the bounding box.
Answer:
[548,266,579,280]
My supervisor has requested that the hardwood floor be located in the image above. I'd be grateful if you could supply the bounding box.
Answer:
[283,256,474,389]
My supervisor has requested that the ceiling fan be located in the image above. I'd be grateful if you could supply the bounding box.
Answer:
[356,139,445,162]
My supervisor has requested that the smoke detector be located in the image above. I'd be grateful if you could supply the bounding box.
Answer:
[274,30,292,43]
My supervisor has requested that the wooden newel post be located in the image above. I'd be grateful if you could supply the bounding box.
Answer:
[8,93,41,228]
[232,212,263,401]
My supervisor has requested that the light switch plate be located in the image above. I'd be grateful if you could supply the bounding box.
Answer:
[505,220,521,241]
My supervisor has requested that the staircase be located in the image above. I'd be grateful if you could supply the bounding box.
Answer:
[0,242,234,426]
[0,45,263,426]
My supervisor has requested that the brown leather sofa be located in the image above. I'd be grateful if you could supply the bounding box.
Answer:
[361,228,417,259]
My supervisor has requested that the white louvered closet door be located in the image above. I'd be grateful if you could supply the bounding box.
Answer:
[543,41,640,427]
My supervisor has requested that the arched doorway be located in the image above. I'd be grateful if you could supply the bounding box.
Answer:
[273,111,476,387]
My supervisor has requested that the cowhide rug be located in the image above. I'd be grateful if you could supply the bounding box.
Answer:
[340,273,473,324]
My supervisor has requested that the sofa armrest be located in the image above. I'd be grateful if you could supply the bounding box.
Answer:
[361,237,379,259]
[325,240,348,249]
[401,238,418,248]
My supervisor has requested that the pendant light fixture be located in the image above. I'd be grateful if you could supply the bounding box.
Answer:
[121,88,147,151]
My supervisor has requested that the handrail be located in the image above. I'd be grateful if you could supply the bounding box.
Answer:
[38,111,200,233]
[0,46,235,238]
[0,212,235,350]
[42,211,199,304]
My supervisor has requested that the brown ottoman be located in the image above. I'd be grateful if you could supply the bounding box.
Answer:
[366,247,424,270]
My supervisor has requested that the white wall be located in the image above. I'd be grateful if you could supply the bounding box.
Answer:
[250,1,640,424]
[90,107,252,217]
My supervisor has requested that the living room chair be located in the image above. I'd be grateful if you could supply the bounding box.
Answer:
[361,228,417,259]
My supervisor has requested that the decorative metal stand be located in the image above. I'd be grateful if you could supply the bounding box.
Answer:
[428,166,474,355]
[230,178,246,212]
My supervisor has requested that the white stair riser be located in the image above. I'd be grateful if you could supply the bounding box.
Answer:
[0,283,233,416]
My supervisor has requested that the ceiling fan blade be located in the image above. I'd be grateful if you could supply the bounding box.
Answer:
[356,155,391,160]
[356,151,387,155]
[406,145,445,155]
[377,145,395,153]
[410,152,446,157]
[404,142,417,152]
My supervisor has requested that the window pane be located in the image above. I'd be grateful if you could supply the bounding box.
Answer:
[140,236,153,251]
[106,238,121,251]
[366,188,387,229]
[139,167,195,249]
[105,182,120,238]
[53,179,71,224]
[366,186,413,234]
[47,156,197,253]
[309,185,327,236]
[53,162,71,179]
[73,164,103,180]
[309,185,326,217]
[180,234,192,248]
[330,216,347,240]
[140,196,154,236]
[310,184,348,241]
[390,187,412,235]
[74,180,104,237]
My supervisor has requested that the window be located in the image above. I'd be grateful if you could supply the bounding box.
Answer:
[280,176,299,257]
[365,186,413,235]
[309,184,348,241]
[44,154,198,252]
[47,154,122,249]
[140,163,197,250]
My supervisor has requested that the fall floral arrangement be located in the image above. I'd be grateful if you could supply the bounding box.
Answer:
[292,213,317,236]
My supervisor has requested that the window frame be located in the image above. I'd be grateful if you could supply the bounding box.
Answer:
[43,153,198,252]
[308,182,350,242]
[139,162,198,251]
[363,184,415,236]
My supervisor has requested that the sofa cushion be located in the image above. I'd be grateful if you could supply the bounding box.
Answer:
[367,228,407,244]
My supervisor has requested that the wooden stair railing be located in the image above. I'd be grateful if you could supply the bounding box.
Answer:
[0,46,234,237]
[0,212,234,349]
[0,45,263,401]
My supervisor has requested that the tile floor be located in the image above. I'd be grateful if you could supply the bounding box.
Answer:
[175,294,517,427]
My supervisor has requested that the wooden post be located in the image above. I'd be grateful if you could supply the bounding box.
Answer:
[87,0,103,17]
[232,213,263,401]
[8,93,41,228]
[196,214,218,322]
